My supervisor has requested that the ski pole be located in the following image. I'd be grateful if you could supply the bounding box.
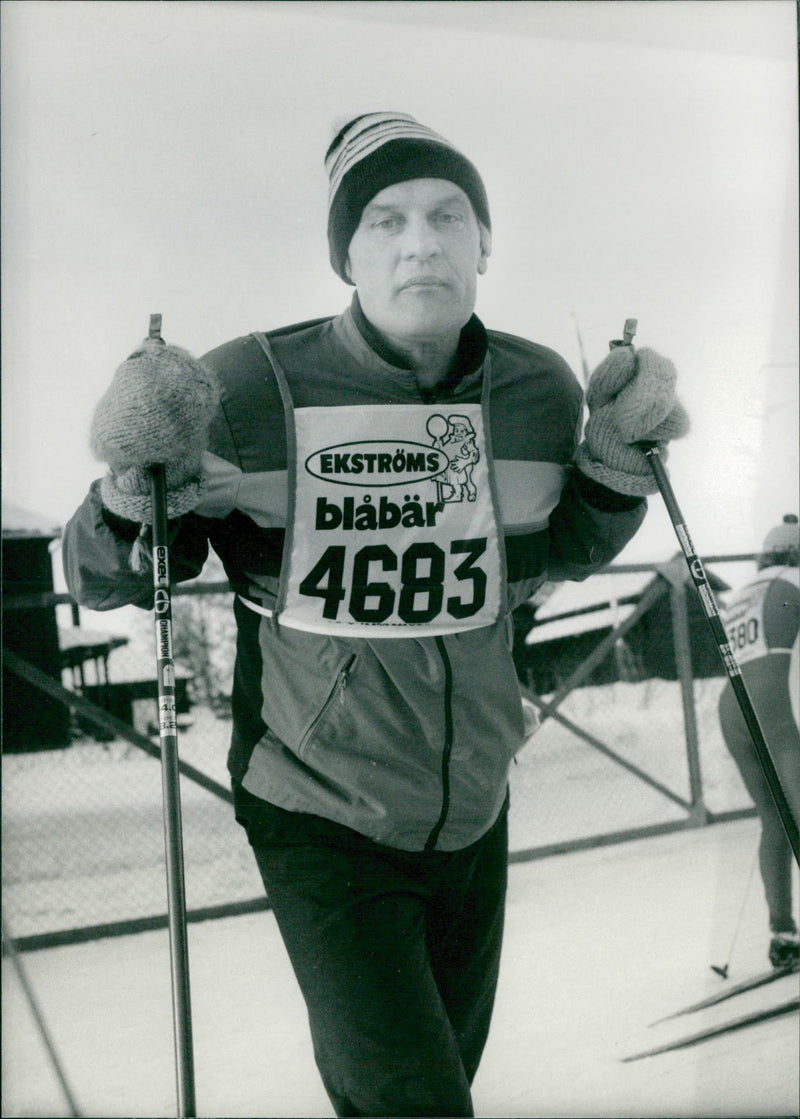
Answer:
[613,320,799,866]
[710,843,759,979]
[147,313,197,1118]
[2,918,82,1117]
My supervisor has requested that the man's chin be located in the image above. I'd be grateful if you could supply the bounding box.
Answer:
[385,307,469,341]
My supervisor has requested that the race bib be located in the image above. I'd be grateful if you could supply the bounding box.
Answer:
[721,582,769,665]
[277,404,504,636]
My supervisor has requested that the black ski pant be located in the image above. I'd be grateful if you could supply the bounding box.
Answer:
[234,781,508,1117]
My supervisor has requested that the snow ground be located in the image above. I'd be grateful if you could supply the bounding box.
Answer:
[3,816,798,1119]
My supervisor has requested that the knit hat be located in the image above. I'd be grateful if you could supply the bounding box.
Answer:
[761,514,800,558]
[325,111,491,283]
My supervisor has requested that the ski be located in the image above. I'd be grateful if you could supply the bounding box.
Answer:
[649,961,799,1025]
[623,997,799,1063]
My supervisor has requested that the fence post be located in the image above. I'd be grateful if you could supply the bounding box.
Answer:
[663,561,707,824]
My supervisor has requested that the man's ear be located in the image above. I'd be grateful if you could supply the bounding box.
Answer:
[477,224,492,275]
[344,255,353,283]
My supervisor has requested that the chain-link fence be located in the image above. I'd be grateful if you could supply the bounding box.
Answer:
[3,589,269,945]
[3,565,754,948]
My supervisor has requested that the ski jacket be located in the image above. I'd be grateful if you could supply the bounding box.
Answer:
[63,305,645,851]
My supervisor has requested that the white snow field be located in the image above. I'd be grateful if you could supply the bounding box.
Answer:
[3,816,798,1119]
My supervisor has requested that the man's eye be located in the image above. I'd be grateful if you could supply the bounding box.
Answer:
[435,212,465,226]
[374,217,402,230]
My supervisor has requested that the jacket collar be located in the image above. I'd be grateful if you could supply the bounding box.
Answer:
[349,293,488,395]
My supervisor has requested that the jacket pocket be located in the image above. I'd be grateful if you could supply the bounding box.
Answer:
[297,653,358,757]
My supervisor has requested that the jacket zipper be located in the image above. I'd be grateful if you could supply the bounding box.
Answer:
[298,653,357,753]
[425,636,454,851]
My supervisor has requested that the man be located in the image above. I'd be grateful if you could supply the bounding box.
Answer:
[718,514,800,969]
[63,112,688,1116]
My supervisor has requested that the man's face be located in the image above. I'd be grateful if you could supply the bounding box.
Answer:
[346,179,489,346]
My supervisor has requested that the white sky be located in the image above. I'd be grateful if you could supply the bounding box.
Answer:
[2,0,798,564]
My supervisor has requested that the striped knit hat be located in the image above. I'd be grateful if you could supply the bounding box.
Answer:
[325,111,491,283]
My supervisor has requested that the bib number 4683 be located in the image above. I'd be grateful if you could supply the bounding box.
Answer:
[299,538,488,625]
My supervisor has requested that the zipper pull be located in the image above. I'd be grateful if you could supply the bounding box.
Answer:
[339,655,356,704]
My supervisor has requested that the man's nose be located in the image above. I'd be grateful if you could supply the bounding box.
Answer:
[401,215,440,258]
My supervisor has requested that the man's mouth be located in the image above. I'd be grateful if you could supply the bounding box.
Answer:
[399,277,448,291]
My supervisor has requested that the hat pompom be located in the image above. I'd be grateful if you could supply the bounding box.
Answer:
[761,513,800,559]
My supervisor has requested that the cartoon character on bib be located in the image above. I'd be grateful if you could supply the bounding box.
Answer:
[428,414,480,504]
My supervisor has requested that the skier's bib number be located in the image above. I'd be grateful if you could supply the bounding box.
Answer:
[277,402,503,637]
[726,618,760,655]
[721,584,769,665]
[300,538,488,625]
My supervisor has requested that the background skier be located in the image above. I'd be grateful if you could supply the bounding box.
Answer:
[63,111,688,1117]
[718,514,800,969]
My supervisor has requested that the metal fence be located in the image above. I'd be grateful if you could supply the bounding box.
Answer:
[2,560,755,951]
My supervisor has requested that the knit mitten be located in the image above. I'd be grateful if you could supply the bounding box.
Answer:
[574,347,689,496]
[90,338,220,522]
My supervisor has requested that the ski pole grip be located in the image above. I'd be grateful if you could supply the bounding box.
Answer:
[147,314,167,473]
[609,318,657,454]
[610,317,638,350]
[149,313,164,344]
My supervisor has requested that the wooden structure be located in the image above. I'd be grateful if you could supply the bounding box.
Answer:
[518,560,729,695]
[2,503,70,750]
